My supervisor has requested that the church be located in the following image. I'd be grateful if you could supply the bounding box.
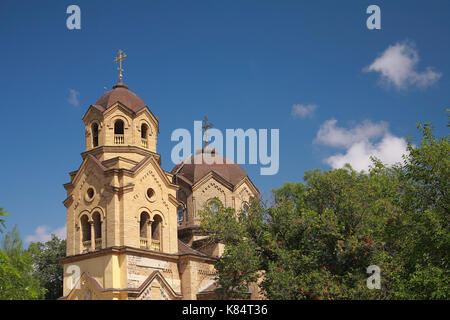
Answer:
[60,51,260,300]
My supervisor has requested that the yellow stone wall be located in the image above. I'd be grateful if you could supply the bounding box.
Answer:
[66,103,178,256]
[179,177,258,226]
[83,103,158,155]
[179,258,217,300]
[126,254,181,292]
[62,253,123,297]
[64,101,181,299]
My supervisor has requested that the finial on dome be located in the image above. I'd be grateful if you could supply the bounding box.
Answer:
[114,49,127,83]
[201,116,214,146]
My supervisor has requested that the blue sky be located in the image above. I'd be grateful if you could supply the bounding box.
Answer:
[0,0,448,243]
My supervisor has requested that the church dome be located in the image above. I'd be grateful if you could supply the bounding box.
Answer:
[171,146,248,187]
[95,81,146,112]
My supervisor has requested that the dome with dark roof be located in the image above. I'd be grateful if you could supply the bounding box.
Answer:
[94,81,146,112]
[171,147,248,187]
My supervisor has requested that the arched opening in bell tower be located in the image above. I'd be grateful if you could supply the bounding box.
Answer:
[141,123,148,148]
[91,123,99,147]
[139,211,150,249]
[151,214,162,251]
[114,120,124,144]
[92,212,102,250]
[80,215,91,252]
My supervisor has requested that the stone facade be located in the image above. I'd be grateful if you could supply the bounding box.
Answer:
[60,78,259,300]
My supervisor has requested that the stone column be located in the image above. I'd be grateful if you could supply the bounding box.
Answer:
[147,220,153,249]
[192,196,196,223]
[90,221,95,251]
[101,218,106,248]
[99,220,103,249]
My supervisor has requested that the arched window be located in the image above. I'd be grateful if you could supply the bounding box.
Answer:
[141,123,148,148]
[177,206,184,222]
[92,212,101,239]
[81,215,91,242]
[114,120,124,134]
[140,212,150,238]
[114,120,124,144]
[208,198,222,215]
[242,202,250,215]
[152,215,162,251]
[139,212,150,249]
[91,123,99,147]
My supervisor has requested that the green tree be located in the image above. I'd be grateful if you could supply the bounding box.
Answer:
[0,225,46,299]
[28,235,66,300]
[391,120,450,299]
[0,207,7,233]
[199,198,262,299]
[200,118,449,300]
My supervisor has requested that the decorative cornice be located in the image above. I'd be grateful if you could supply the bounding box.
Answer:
[191,171,234,192]
[104,183,135,195]
[127,270,182,298]
[60,245,217,265]
[81,104,105,123]
[102,156,139,168]
[234,175,260,196]
[81,145,161,165]
[168,193,182,207]
[62,194,74,208]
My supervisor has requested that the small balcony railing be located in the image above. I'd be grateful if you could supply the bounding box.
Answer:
[95,238,102,250]
[114,134,124,144]
[140,237,148,249]
[151,240,160,251]
[141,138,148,148]
[82,240,91,253]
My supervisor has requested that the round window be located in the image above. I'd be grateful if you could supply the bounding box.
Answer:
[146,188,156,201]
[85,187,95,202]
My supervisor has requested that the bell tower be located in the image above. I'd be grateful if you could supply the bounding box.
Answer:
[61,51,182,299]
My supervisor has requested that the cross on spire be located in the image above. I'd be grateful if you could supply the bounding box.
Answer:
[201,116,213,146]
[114,49,127,82]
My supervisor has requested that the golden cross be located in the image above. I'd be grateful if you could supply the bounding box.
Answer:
[114,49,127,81]
[201,116,214,145]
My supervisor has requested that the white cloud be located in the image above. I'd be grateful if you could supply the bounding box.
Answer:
[25,225,66,243]
[68,89,80,107]
[315,119,388,148]
[315,119,408,171]
[292,104,317,119]
[364,41,441,89]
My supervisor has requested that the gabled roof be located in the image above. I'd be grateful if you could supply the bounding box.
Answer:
[177,240,210,257]
[171,147,250,188]
[129,270,183,299]
[62,270,183,300]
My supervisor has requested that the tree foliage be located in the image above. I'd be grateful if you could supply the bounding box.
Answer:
[28,235,66,300]
[200,119,449,299]
[0,207,7,233]
[0,225,46,299]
